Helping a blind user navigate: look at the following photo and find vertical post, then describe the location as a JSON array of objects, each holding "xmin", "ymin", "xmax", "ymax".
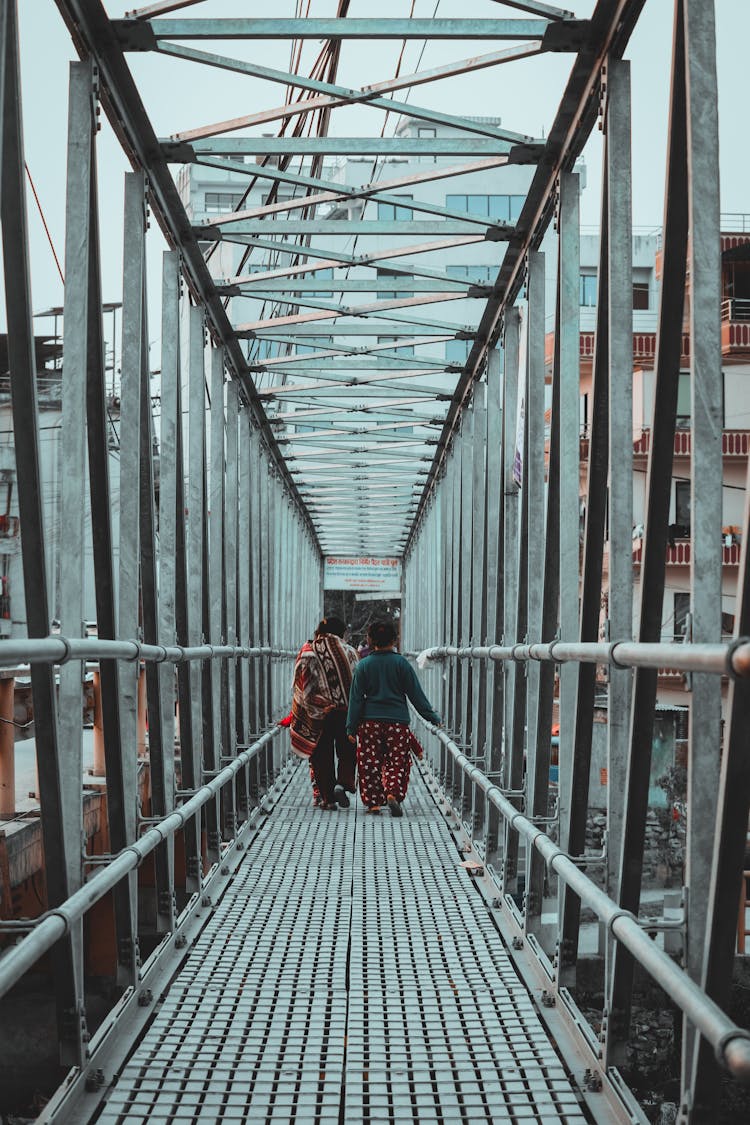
[
  {"xmin": 559, "ymin": 158, "xmax": 610, "ymax": 984},
  {"xmin": 557, "ymin": 170, "xmax": 581, "ymax": 878},
  {"xmin": 606, "ymin": 58, "xmax": 634, "ymax": 933},
  {"xmin": 485, "ymin": 346, "xmax": 504, "ymax": 867},
  {"xmin": 504, "ymin": 306, "xmax": 529, "ymax": 896},
  {"xmin": 682, "ymin": 0, "xmax": 723, "ymax": 1111},
  {"xmin": 0, "ymin": 677, "xmax": 14, "ymax": 818},
  {"xmin": 471, "ymin": 384, "xmax": 488, "ymax": 844},
  {"xmin": 81, "ymin": 62, "xmax": 133, "ymax": 985},
  {"xmin": 118, "ymin": 168, "xmax": 145, "ymax": 983},
  {"xmin": 527, "ymin": 267, "xmax": 559, "ymax": 948},
  {"xmin": 187, "ymin": 305, "xmax": 205, "ymax": 789},
  {"xmin": 609, "ymin": 6, "xmax": 688, "ymax": 1064},
  {"xmin": 157, "ymin": 250, "xmax": 180, "ymax": 920}
]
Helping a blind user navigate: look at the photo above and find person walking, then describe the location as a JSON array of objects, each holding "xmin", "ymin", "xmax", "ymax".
[
  {"xmin": 346, "ymin": 619, "xmax": 440, "ymax": 817},
  {"xmin": 289, "ymin": 617, "xmax": 359, "ymax": 810}
]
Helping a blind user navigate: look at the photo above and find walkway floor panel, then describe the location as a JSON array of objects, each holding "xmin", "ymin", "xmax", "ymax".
[{"xmin": 98, "ymin": 765, "xmax": 587, "ymax": 1123}]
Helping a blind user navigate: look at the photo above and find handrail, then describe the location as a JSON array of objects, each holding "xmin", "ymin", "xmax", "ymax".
[
  {"xmin": 419, "ymin": 720, "xmax": 750, "ymax": 1082},
  {"xmin": 0, "ymin": 723, "xmax": 280, "ymax": 1003},
  {"xmin": 0, "ymin": 637, "xmax": 297, "ymax": 667},
  {"xmin": 417, "ymin": 637, "xmax": 750, "ymax": 679}
]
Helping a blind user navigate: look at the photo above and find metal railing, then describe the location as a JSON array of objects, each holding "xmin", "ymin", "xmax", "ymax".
[{"xmin": 416, "ymin": 713, "xmax": 750, "ymax": 1084}]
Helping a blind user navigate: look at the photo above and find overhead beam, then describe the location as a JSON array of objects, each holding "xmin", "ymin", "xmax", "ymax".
[
  {"xmin": 117, "ymin": 18, "xmax": 574, "ymax": 43},
  {"xmin": 197, "ymin": 219, "xmax": 509, "ymax": 237},
  {"xmin": 171, "ymin": 137, "xmax": 529, "ymax": 158}
]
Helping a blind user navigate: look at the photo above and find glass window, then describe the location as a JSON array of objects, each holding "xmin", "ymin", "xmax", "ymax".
[
  {"xmin": 377, "ymin": 269, "xmax": 411, "ymax": 300},
  {"xmin": 204, "ymin": 191, "xmax": 245, "ymax": 214},
  {"xmin": 446, "ymin": 194, "xmax": 467, "ymax": 213},
  {"xmin": 633, "ymin": 281, "xmax": 650, "ymax": 310},
  {"xmin": 377, "ymin": 195, "xmax": 412, "ymax": 221},
  {"xmin": 467, "ymin": 195, "xmax": 490, "ymax": 217},
  {"xmin": 445, "ymin": 265, "xmax": 492, "ymax": 283},
  {"xmin": 307, "ymin": 267, "xmax": 334, "ymax": 298},
  {"xmin": 509, "ymin": 195, "xmax": 525, "ymax": 222},
  {"xmin": 579, "ymin": 273, "xmax": 598, "ymax": 307},
  {"xmin": 377, "ymin": 336, "xmax": 414, "ymax": 356},
  {"xmin": 488, "ymin": 195, "xmax": 510, "ymax": 222},
  {"xmin": 446, "ymin": 339, "xmax": 471, "ymax": 364},
  {"xmin": 418, "ymin": 127, "xmax": 436, "ymax": 137},
  {"xmin": 676, "ymin": 372, "xmax": 691, "ymax": 426},
  {"xmin": 673, "ymin": 593, "xmax": 690, "ymax": 641},
  {"xmin": 674, "ymin": 480, "xmax": 691, "ymax": 533}
]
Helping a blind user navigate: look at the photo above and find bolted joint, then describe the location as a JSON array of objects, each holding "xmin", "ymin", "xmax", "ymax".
[
  {"xmin": 85, "ymin": 1068, "xmax": 105, "ymax": 1092},
  {"xmin": 137, "ymin": 989, "xmax": 153, "ymax": 1008},
  {"xmin": 174, "ymin": 934, "xmax": 188, "ymax": 949},
  {"xmin": 512, "ymin": 936, "xmax": 524, "ymax": 950},
  {"xmin": 582, "ymin": 1069, "xmax": 602, "ymax": 1093},
  {"xmin": 118, "ymin": 935, "xmax": 141, "ymax": 971},
  {"xmin": 200, "ymin": 894, "xmax": 213, "ymax": 909},
  {"xmin": 187, "ymin": 855, "xmax": 202, "ymax": 879},
  {"xmin": 541, "ymin": 990, "xmax": 556, "ymax": 1008}
]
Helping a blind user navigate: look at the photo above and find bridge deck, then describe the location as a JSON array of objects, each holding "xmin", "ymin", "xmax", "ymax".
[{"xmin": 100, "ymin": 766, "xmax": 587, "ymax": 1123}]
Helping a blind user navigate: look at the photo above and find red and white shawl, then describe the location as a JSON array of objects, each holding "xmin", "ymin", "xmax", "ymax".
[{"xmin": 289, "ymin": 635, "xmax": 358, "ymax": 758}]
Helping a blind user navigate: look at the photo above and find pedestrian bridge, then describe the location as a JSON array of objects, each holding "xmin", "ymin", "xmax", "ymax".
[{"xmin": 1, "ymin": 2, "xmax": 750, "ymax": 1123}]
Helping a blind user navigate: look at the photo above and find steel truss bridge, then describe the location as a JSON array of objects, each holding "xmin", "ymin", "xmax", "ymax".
[{"xmin": 0, "ymin": 1, "xmax": 749, "ymax": 1122}]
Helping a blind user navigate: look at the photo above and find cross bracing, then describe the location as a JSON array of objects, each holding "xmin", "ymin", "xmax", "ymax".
[{"xmin": 0, "ymin": 2, "xmax": 749, "ymax": 1123}]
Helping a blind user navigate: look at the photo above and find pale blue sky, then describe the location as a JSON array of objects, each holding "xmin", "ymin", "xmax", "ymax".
[{"xmin": 10, "ymin": 1, "xmax": 750, "ymax": 330}]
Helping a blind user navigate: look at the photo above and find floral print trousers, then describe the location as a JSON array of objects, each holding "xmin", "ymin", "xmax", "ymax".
[{"xmin": 356, "ymin": 719, "xmax": 412, "ymax": 807}]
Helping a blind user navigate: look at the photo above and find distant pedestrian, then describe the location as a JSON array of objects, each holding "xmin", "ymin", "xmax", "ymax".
[
  {"xmin": 289, "ymin": 617, "xmax": 359, "ymax": 810},
  {"xmin": 346, "ymin": 619, "xmax": 440, "ymax": 817}
]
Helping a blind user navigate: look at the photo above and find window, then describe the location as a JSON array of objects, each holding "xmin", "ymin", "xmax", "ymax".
[
  {"xmin": 676, "ymin": 372, "xmax": 691, "ymax": 428},
  {"xmin": 675, "ymin": 370, "xmax": 725, "ymax": 428},
  {"xmin": 204, "ymin": 191, "xmax": 245, "ymax": 214},
  {"xmin": 580, "ymin": 273, "xmax": 598, "ymax": 307},
  {"xmin": 377, "ymin": 195, "xmax": 413, "ymax": 221},
  {"xmin": 307, "ymin": 267, "xmax": 334, "ymax": 298},
  {"xmin": 377, "ymin": 269, "xmax": 411, "ymax": 300},
  {"xmin": 294, "ymin": 337, "xmax": 317, "ymax": 356},
  {"xmin": 446, "ymin": 339, "xmax": 471, "ymax": 364},
  {"xmin": 377, "ymin": 336, "xmax": 414, "ymax": 356},
  {"xmin": 674, "ymin": 480, "xmax": 691, "ymax": 536},
  {"xmin": 446, "ymin": 264, "xmax": 493, "ymax": 284},
  {"xmin": 445, "ymin": 194, "xmax": 524, "ymax": 222},
  {"xmin": 633, "ymin": 281, "xmax": 650, "ymax": 310},
  {"xmin": 673, "ymin": 593, "xmax": 690, "ymax": 641}
]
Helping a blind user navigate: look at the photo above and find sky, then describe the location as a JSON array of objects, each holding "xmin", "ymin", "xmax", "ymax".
[{"xmin": 7, "ymin": 0, "xmax": 750, "ymax": 341}]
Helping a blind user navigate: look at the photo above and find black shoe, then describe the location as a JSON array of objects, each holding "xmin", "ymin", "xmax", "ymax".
[
  {"xmin": 334, "ymin": 785, "xmax": 350, "ymax": 808},
  {"xmin": 320, "ymin": 800, "xmax": 338, "ymax": 811},
  {"xmin": 387, "ymin": 795, "xmax": 403, "ymax": 818}
]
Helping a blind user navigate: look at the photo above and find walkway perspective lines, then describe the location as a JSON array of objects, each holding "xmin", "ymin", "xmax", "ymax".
[{"xmin": 98, "ymin": 766, "xmax": 587, "ymax": 1123}]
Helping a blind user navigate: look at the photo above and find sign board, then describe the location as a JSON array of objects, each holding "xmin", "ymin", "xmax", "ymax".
[{"xmin": 323, "ymin": 557, "xmax": 402, "ymax": 592}]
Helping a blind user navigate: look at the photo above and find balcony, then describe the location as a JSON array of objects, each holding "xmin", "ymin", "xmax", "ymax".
[
  {"xmin": 629, "ymin": 428, "xmax": 750, "ymax": 459},
  {"xmin": 632, "ymin": 537, "xmax": 741, "ymax": 567},
  {"xmin": 721, "ymin": 297, "xmax": 750, "ymax": 355}
]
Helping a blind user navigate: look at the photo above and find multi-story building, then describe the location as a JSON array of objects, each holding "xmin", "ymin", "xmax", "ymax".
[
  {"xmin": 178, "ymin": 116, "xmax": 537, "ymax": 413},
  {"xmin": 565, "ymin": 222, "xmax": 750, "ymax": 813}
]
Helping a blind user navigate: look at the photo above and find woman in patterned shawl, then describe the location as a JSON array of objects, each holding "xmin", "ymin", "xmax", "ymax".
[{"xmin": 290, "ymin": 617, "xmax": 359, "ymax": 810}]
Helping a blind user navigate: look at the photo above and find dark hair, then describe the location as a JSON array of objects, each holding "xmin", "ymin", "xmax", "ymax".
[
  {"xmin": 368, "ymin": 619, "xmax": 397, "ymax": 648},
  {"xmin": 316, "ymin": 615, "xmax": 346, "ymax": 638}
]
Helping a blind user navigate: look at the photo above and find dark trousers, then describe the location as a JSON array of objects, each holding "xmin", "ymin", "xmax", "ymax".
[{"xmin": 311, "ymin": 709, "xmax": 356, "ymax": 802}]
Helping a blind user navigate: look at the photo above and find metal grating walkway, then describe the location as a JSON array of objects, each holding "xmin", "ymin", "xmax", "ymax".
[{"xmin": 98, "ymin": 766, "xmax": 588, "ymax": 1124}]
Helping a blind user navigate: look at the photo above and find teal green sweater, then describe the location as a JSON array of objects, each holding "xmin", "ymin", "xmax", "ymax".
[{"xmin": 346, "ymin": 651, "xmax": 441, "ymax": 734}]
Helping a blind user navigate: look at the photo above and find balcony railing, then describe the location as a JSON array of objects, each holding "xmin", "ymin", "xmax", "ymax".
[
  {"xmin": 581, "ymin": 429, "xmax": 750, "ymax": 459},
  {"xmin": 721, "ymin": 297, "xmax": 750, "ymax": 322},
  {"xmin": 631, "ymin": 538, "xmax": 742, "ymax": 566},
  {"xmin": 631, "ymin": 428, "xmax": 750, "ymax": 458}
]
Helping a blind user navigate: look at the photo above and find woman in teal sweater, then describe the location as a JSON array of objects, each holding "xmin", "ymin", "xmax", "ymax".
[{"xmin": 346, "ymin": 619, "xmax": 440, "ymax": 817}]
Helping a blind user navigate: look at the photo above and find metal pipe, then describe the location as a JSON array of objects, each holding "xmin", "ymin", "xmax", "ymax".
[
  {"xmin": 0, "ymin": 638, "xmax": 296, "ymax": 667},
  {"xmin": 0, "ymin": 724, "xmax": 280, "ymax": 1003},
  {"xmin": 418, "ymin": 639, "xmax": 750, "ymax": 677},
  {"xmin": 424, "ymin": 722, "xmax": 750, "ymax": 1082},
  {"xmin": 0, "ymin": 677, "xmax": 15, "ymax": 818}
]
